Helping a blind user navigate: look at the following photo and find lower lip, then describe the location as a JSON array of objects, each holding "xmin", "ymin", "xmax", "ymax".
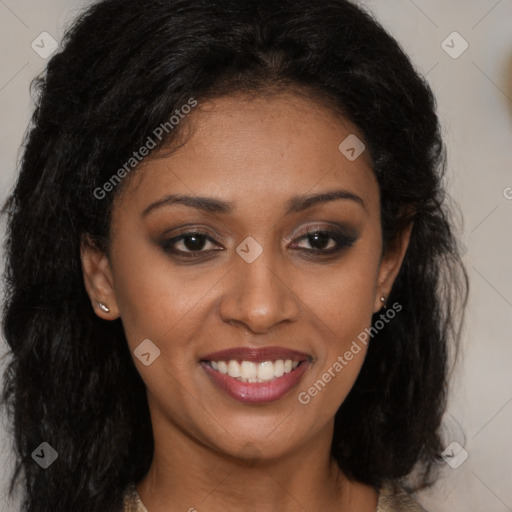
[{"xmin": 201, "ymin": 360, "xmax": 310, "ymax": 404}]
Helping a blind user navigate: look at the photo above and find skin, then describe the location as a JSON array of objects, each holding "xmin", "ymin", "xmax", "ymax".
[{"xmin": 81, "ymin": 92, "xmax": 412, "ymax": 512}]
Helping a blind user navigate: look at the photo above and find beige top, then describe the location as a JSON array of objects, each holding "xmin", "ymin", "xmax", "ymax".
[{"xmin": 122, "ymin": 480, "xmax": 426, "ymax": 511}]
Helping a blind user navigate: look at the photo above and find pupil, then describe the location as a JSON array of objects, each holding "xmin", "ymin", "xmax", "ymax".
[
  {"xmin": 184, "ymin": 234, "xmax": 206, "ymax": 251},
  {"xmin": 308, "ymin": 232, "xmax": 329, "ymax": 250}
]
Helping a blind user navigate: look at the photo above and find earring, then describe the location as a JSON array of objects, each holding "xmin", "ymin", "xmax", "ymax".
[
  {"xmin": 97, "ymin": 302, "xmax": 110, "ymax": 313},
  {"xmin": 380, "ymin": 296, "xmax": 387, "ymax": 309}
]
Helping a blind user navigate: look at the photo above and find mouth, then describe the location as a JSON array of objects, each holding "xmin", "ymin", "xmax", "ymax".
[
  {"xmin": 204, "ymin": 358, "xmax": 303, "ymax": 382},
  {"xmin": 199, "ymin": 346, "xmax": 311, "ymax": 404}
]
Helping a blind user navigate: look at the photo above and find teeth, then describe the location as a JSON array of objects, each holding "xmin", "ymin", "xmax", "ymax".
[
  {"xmin": 240, "ymin": 361, "xmax": 257, "ymax": 379},
  {"xmin": 274, "ymin": 359, "xmax": 285, "ymax": 377},
  {"xmin": 257, "ymin": 361, "xmax": 274, "ymax": 381},
  {"xmin": 209, "ymin": 359, "xmax": 301, "ymax": 382},
  {"xmin": 217, "ymin": 361, "xmax": 228, "ymax": 374},
  {"xmin": 228, "ymin": 360, "xmax": 241, "ymax": 378}
]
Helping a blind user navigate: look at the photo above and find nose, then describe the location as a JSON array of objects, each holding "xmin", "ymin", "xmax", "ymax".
[{"xmin": 219, "ymin": 251, "xmax": 300, "ymax": 334}]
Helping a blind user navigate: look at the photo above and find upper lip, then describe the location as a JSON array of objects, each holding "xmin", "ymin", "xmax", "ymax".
[{"xmin": 200, "ymin": 346, "xmax": 311, "ymax": 364}]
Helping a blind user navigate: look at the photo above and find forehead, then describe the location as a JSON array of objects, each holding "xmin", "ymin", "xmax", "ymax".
[{"xmin": 115, "ymin": 92, "xmax": 379, "ymax": 216}]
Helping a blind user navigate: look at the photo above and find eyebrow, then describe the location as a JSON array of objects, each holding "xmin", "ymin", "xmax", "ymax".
[{"xmin": 142, "ymin": 189, "xmax": 366, "ymax": 217}]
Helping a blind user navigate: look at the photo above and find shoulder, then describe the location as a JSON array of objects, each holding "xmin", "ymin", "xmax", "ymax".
[
  {"xmin": 122, "ymin": 483, "xmax": 147, "ymax": 512},
  {"xmin": 123, "ymin": 480, "xmax": 427, "ymax": 512},
  {"xmin": 377, "ymin": 480, "xmax": 427, "ymax": 512}
]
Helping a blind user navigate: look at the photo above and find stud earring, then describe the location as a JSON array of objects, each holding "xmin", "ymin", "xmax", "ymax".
[
  {"xmin": 380, "ymin": 296, "xmax": 387, "ymax": 309},
  {"xmin": 97, "ymin": 302, "xmax": 110, "ymax": 313}
]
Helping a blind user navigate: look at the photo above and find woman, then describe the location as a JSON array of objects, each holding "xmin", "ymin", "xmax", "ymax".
[{"xmin": 1, "ymin": 0, "xmax": 468, "ymax": 511}]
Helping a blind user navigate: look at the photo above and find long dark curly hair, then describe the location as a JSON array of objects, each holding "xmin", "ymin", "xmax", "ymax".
[{"xmin": 1, "ymin": 0, "xmax": 468, "ymax": 510}]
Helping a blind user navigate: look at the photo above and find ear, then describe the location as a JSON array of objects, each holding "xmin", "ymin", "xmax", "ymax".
[
  {"xmin": 373, "ymin": 221, "xmax": 414, "ymax": 313},
  {"xmin": 80, "ymin": 235, "xmax": 120, "ymax": 319}
]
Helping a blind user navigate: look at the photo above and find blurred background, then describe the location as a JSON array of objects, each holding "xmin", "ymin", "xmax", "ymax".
[{"xmin": 0, "ymin": 0, "xmax": 511, "ymax": 510}]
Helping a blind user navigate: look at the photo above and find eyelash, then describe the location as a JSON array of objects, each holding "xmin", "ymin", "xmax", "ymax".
[{"xmin": 161, "ymin": 228, "xmax": 357, "ymax": 259}]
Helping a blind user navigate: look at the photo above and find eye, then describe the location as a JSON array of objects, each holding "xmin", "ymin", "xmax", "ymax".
[
  {"xmin": 161, "ymin": 231, "xmax": 222, "ymax": 257},
  {"xmin": 290, "ymin": 229, "xmax": 357, "ymax": 254},
  {"xmin": 160, "ymin": 227, "xmax": 357, "ymax": 260}
]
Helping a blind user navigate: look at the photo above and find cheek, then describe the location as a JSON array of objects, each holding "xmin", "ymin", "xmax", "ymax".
[
  {"xmin": 110, "ymin": 241, "xmax": 213, "ymax": 418},
  {"xmin": 110, "ymin": 234, "xmax": 215, "ymax": 353},
  {"xmin": 312, "ymin": 268, "xmax": 376, "ymax": 329},
  {"xmin": 301, "ymin": 250, "xmax": 381, "ymax": 344},
  {"xmin": 293, "ymin": 247, "xmax": 380, "ymax": 413}
]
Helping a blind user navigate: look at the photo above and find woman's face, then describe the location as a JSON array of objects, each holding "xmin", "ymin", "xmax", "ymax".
[{"xmin": 82, "ymin": 92, "xmax": 410, "ymax": 461}]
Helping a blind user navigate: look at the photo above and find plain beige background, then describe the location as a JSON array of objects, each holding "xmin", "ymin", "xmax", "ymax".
[{"xmin": 0, "ymin": 1, "xmax": 511, "ymax": 510}]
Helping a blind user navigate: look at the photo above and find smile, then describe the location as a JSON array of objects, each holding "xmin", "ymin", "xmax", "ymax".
[
  {"xmin": 200, "ymin": 346, "xmax": 311, "ymax": 404},
  {"xmin": 207, "ymin": 359, "xmax": 301, "ymax": 383}
]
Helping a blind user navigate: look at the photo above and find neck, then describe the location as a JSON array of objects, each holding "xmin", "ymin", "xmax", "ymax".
[{"xmin": 136, "ymin": 404, "xmax": 377, "ymax": 512}]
